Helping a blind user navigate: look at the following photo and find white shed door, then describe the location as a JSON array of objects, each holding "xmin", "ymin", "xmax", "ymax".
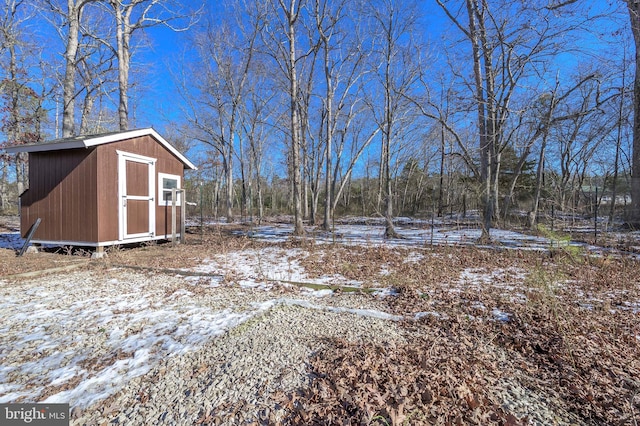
[{"xmin": 117, "ymin": 151, "xmax": 156, "ymax": 240}]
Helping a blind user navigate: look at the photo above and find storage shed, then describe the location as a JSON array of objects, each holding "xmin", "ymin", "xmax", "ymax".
[{"xmin": 5, "ymin": 128, "xmax": 197, "ymax": 253}]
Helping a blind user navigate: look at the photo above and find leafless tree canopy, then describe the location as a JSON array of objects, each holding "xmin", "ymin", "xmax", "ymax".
[{"xmin": 0, "ymin": 0, "xmax": 635, "ymax": 235}]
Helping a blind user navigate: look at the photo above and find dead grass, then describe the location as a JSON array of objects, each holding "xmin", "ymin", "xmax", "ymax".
[
  {"xmin": 0, "ymin": 249, "xmax": 89, "ymax": 277},
  {"xmin": 0, "ymin": 224, "xmax": 263, "ymax": 277}
]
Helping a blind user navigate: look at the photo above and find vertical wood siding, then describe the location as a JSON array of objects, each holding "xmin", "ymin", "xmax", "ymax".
[
  {"xmin": 125, "ymin": 161, "xmax": 150, "ymax": 196},
  {"xmin": 126, "ymin": 199, "xmax": 150, "ymax": 234},
  {"xmin": 21, "ymin": 135, "xmax": 185, "ymax": 244},
  {"xmin": 96, "ymin": 135, "xmax": 185, "ymax": 242},
  {"xmin": 20, "ymin": 149, "xmax": 98, "ymax": 242}
]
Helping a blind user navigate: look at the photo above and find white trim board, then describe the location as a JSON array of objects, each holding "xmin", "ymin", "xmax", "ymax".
[
  {"xmin": 31, "ymin": 234, "xmax": 183, "ymax": 248},
  {"xmin": 118, "ymin": 150, "xmax": 157, "ymax": 241}
]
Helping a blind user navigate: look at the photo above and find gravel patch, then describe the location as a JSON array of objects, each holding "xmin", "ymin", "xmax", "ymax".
[
  {"xmin": 74, "ymin": 305, "xmax": 406, "ymax": 425},
  {"xmin": 0, "ymin": 267, "xmax": 405, "ymax": 425}
]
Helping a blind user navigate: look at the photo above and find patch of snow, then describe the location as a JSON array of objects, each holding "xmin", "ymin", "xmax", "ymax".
[
  {"xmin": 0, "ymin": 232, "xmax": 22, "ymax": 250},
  {"xmin": 379, "ymin": 265, "xmax": 391, "ymax": 276},
  {"xmin": 238, "ymin": 279, "xmax": 272, "ymax": 290},
  {"xmin": 192, "ymin": 247, "xmax": 363, "ymax": 290},
  {"xmin": 492, "ymin": 308, "xmax": 511, "ymax": 322},
  {"xmin": 622, "ymin": 301, "xmax": 640, "ymax": 314},
  {"xmin": 0, "ymin": 276, "xmax": 273, "ymax": 409},
  {"xmin": 372, "ymin": 288, "xmax": 399, "ymax": 298},
  {"xmin": 403, "ymin": 252, "xmax": 425, "ymax": 263},
  {"xmin": 471, "ymin": 301, "xmax": 487, "ymax": 311},
  {"xmin": 233, "ymin": 221, "xmax": 612, "ymax": 256},
  {"xmin": 300, "ymin": 288, "xmax": 334, "ymax": 297},
  {"xmin": 511, "ymin": 293, "xmax": 528, "ymax": 304},
  {"xmin": 255, "ymin": 298, "xmax": 403, "ymax": 321},
  {"xmin": 455, "ymin": 267, "xmax": 527, "ymax": 294},
  {"xmin": 414, "ymin": 311, "xmax": 445, "ymax": 320}
]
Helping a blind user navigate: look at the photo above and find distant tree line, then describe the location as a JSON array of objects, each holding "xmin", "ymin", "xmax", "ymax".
[{"xmin": 1, "ymin": 0, "xmax": 638, "ymax": 238}]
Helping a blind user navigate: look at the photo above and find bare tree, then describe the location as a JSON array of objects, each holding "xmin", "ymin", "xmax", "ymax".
[
  {"xmin": 41, "ymin": 0, "xmax": 98, "ymax": 137},
  {"xmin": 0, "ymin": 0, "xmax": 27, "ymax": 210},
  {"xmin": 609, "ymin": 45, "xmax": 630, "ymax": 223},
  {"xmin": 436, "ymin": 0, "xmax": 592, "ymax": 240},
  {"xmin": 183, "ymin": 1, "xmax": 266, "ymax": 223},
  {"xmin": 624, "ymin": 0, "xmax": 640, "ymax": 225},
  {"xmin": 0, "ymin": 0, "xmax": 44, "ymax": 197},
  {"xmin": 312, "ymin": 0, "xmax": 371, "ymax": 230},
  {"xmin": 330, "ymin": 106, "xmax": 380, "ymax": 218},
  {"xmin": 547, "ymin": 79, "xmax": 612, "ymax": 212},
  {"xmin": 108, "ymin": 0, "xmax": 200, "ymax": 131},
  {"xmin": 239, "ymin": 69, "xmax": 278, "ymax": 223},
  {"xmin": 63, "ymin": 0, "xmax": 90, "ymax": 137},
  {"xmin": 262, "ymin": 0, "xmax": 307, "ymax": 235},
  {"xmin": 42, "ymin": 0, "xmax": 121, "ymax": 136},
  {"xmin": 365, "ymin": 0, "xmax": 420, "ymax": 238},
  {"xmin": 77, "ymin": 4, "xmax": 117, "ymax": 134}
]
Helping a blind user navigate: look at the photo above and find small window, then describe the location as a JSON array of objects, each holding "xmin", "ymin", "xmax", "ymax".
[{"xmin": 158, "ymin": 173, "xmax": 181, "ymax": 206}]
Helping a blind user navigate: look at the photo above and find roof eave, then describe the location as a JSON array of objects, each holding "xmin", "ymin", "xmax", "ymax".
[
  {"xmin": 4, "ymin": 140, "xmax": 87, "ymax": 153},
  {"xmin": 3, "ymin": 128, "xmax": 198, "ymax": 170}
]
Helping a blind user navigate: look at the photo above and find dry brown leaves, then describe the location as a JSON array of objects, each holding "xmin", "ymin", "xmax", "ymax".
[
  {"xmin": 278, "ymin": 250, "xmax": 640, "ymax": 425},
  {"xmin": 298, "ymin": 245, "xmax": 537, "ymax": 291},
  {"xmin": 276, "ymin": 324, "xmax": 521, "ymax": 425}
]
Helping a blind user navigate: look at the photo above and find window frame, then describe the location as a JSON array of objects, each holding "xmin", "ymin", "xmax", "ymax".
[{"xmin": 158, "ymin": 172, "xmax": 182, "ymax": 206}]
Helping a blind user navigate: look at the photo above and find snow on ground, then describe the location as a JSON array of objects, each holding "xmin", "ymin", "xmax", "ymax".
[
  {"xmin": 0, "ymin": 213, "xmax": 628, "ymax": 254},
  {"xmin": 193, "ymin": 247, "xmax": 365, "ymax": 289},
  {"xmin": 1, "ymin": 238, "xmax": 535, "ymax": 411},
  {"xmin": 0, "ymin": 272, "xmax": 272, "ymax": 408},
  {"xmin": 0, "ymin": 265, "xmax": 405, "ymax": 410},
  {"xmin": 0, "ymin": 232, "xmax": 21, "ymax": 251},
  {"xmin": 456, "ymin": 267, "xmax": 528, "ymax": 293},
  {"xmin": 236, "ymin": 221, "xmax": 604, "ymax": 253}
]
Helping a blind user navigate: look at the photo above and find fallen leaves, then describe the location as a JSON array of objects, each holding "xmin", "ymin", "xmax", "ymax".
[{"xmin": 275, "ymin": 248, "xmax": 640, "ymax": 425}]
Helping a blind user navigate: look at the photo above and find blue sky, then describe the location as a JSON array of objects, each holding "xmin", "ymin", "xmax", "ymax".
[
  {"xmin": 131, "ymin": 0, "xmax": 626, "ymax": 128},
  {"xmin": 116, "ymin": 1, "xmax": 454, "ymax": 133}
]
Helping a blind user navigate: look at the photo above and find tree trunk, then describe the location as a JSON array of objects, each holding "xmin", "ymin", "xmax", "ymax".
[
  {"xmin": 610, "ymin": 83, "xmax": 624, "ymax": 224},
  {"xmin": 465, "ymin": 0, "xmax": 492, "ymax": 241},
  {"xmin": 476, "ymin": 0, "xmax": 500, "ymax": 229},
  {"xmin": 284, "ymin": 0, "xmax": 304, "ymax": 236},
  {"xmin": 113, "ymin": 1, "xmax": 131, "ymax": 131},
  {"xmin": 321, "ymin": 27, "xmax": 333, "ymax": 230},
  {"xmin": 79, "ymin": 92, "xmax": 95, "ymax": 135},
  {"xmin": 62, "ymin": 0, "xmax": 83, "ymax": 137},
  {"xmin": 0, "ymin": 160, "xmax": 8, "ymax": 212},
  {"xmin": 626, "ymin": 0, "xmax": 640, "ymax": 226},
  {"xmin": 438, "ymin": 122, "xmax": 445, "ymax": 217},
  {"xmin": 225, "ymin": 153, "xmax": 234, "ymax": 222},
  {"xmin": 529, "ymin": 134, "xmax": 548, "ymax": 229},
  {"xmin": 256, "ymin": 168, "xmax": 263, "ymax": 223}
]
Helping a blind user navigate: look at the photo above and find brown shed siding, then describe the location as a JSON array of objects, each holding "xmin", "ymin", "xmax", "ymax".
[
  {"xmin": 125, "ymin": 161, "xmax": 150, "ymax": 196},
  {"xmin": 21, "ymin": 149, "xmax": 98, "ymax": 242},
  {"xmin": 18, "ymin": 132, "xmax": 187, "ymax": 246},
  {"xmin": 95, "ymin": 145, "xmax": 118, "ymax": 242},
  {"xmin": 95, "ymin": 135, "xmax": 185, "ymax": 242}
]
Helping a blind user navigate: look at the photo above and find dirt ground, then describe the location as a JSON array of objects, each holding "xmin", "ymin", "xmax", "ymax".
[{"xmin": 0, "ymin": 218, "xmax": 252, "ymax": 277}]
